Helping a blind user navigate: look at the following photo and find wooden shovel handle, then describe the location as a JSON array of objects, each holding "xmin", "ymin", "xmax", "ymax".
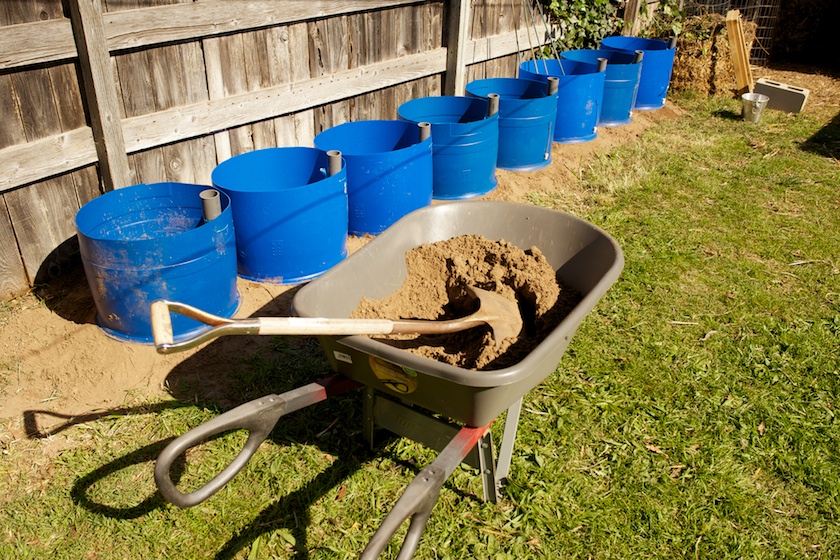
[
  {"xmin": 150, "ymin": 299, "xmax": 491, "ymax": 355},
  {"xmin": 258, "ymin": 316, "xmax": 397, "ymax": 336}
]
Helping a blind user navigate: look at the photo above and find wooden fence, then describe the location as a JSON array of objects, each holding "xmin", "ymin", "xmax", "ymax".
[{"xmin": 0, "ymin": 0, "xmax": 552, "ymax": 298}]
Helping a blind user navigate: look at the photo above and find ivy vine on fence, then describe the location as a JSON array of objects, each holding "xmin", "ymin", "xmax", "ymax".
[
  {"xmin": 539, "ymin": 0, "xmax": 623, "ymax": 51},
  {"xmin": 536, "ymin": 0, "xmax": 685, "ymax": 53}
]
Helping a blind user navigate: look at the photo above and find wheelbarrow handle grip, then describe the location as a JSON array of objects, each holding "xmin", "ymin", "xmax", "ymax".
[
  {"xmin": 360, "ymin": 423, "xmax": 492, "ymax": 560},
  {"xmin": 360, "ymin": 466, "xmax": 446, "ymax": 560},
  {"xmin": 154, "ymin": 394, "xmax": 287, "ymax": 508},
  {"xmin": 150, "ymin": 300, "xmax": 175, "ymax": 347},
  {"xmin": 155, "ymin": 375, "xmax": 360, "ymax": 508}
]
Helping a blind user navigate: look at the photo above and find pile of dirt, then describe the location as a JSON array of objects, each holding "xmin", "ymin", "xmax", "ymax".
[
  {"xmin": 671, "ymin": 13, "xmax": 757, "ymax": 96},
  {"xmin": 351, "ymin": 234, "xmax": 581, "ymax": 370}
]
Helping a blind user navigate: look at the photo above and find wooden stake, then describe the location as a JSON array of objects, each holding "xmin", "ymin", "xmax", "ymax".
[{"xmin": 725, "ymin": 10, "xmax": 753, "ymax": 95}]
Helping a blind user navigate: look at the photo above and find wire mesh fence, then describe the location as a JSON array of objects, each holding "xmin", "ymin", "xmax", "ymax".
[
  {"xmin": 683, "ymin": 0, "xmax": 781, "ymax": 65},
  {"xmin": 684, "ymin": 0, "xmax": 730, "ymax": 15}
]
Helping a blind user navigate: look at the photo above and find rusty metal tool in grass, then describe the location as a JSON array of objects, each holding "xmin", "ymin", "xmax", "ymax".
[{"xmin": 150, "ymin": 286, "xmax": 522, "ymax": 354}]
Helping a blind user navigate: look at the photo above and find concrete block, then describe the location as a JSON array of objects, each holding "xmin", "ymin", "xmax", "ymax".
[{"xmin": 754, "ymin": 78, "xmax": 810, "ymax": 113}]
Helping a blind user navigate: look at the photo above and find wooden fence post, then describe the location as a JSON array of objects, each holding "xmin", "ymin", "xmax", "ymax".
[
  {"xmin": 623, "ymin": 0, "xmax": 642, "ymax": 35},
  {"xmin": 444, "ymin": 0, "xmax": 471, "ymax": 96},
  {"xmin": 68, "ymin": 0, "xmax": 132, "ymax": 191}
]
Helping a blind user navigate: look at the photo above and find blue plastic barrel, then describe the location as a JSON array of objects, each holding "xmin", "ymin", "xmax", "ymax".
[
  {"xmin": 313, "ymin": 120, "xmax": 432, "ymax": 235},
  {"xmin": 211, "ymin": 147, "xmax": 348, "ymax": 284},
  {"xmin": 519, "ymin": 59, "xmax": 605, "ymax": 143},
  {"xmin": 600, "ymin": 36, "xmax": 675, "ymax": 110},
  {"xmin": 465, "ymin": 77, "xmax": 558, "ymax": 171},
  {"xmin": 560, "ymin": 49, "xmax": 642, "ymax": 126},
  {"xmin": 75, "ymin": 182, "xmax": 239, "ymax": 343},
  {"xmin": 397, "ymin": 96, "xmax": 499, "ymax": 200}
]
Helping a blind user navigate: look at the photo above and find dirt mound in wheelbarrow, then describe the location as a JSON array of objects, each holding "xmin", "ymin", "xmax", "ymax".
[{"xmin": 352, "ymin": 234, "xmax": 581, "ymax": 370}]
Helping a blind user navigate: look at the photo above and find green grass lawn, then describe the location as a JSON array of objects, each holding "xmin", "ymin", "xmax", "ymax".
[{"xmin": 2, "ymin": 90, "xmax": 838, "ymax": 559}]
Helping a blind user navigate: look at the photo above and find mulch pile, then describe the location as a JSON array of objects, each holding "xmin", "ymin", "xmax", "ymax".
[{"xmin": 671, "ymin": 14, "xmax": 757, "ymax": 96}]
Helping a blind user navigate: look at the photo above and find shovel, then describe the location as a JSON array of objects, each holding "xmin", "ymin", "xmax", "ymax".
[{"xmin": 151, "ymin": 286, "xmax": 523, "ymax": 354}]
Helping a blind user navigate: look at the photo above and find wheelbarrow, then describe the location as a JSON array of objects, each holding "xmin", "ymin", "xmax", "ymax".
[{"xmin": 151, "ymin": 200, "xmax": 624, "ymax": 558}]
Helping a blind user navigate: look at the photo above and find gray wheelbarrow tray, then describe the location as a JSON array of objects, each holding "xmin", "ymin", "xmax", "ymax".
[
  {"xmin": 295, "ymin": 200, "xmax": 624, "ymax": 427},
  {"xmin": 153, "ymin": 200, "xmax": 623, "ymax": 559}
]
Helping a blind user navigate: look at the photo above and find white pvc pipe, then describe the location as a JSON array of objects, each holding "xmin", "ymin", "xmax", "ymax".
[
  {"xmin": 327, "ymin": 150, "xmax": 343, "ymax": 177},
  {"xmin": 487, "ymin": 93, "xmax": 500, "ymax": 117},
  {"xmin": 200, "ymin": 189, "xmax": 222, "ymax": 223},
  {"xmin": 418, "ymin": 121, "xmax": 431, "ymax": 142}
]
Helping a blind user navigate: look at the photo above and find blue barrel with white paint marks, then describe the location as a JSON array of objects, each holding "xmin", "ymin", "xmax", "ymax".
[
  {"xmin": 398, "ymin": 96, "xmax": 499, "ymax": 200},
  {"xmin": 519, "ymin": 59, "xmax": 605, "ymax": 143},
  {"xmin": 75, "ymin": 182, "xmax": 239, "ymax": 343},
  {"xmin": 211, "ymin": 147, "xmax": 348, "ymax": 284},
  {"xmin": 600, "ymin": 36, "xmax": 676, "ymax": 110},
  {"xmin": 314, "ymin": 120, "xmax": 432, "ymax": 235},
  {"xmin": 465, "ymin": 77, "xmax": 558, "ymax": 171}
]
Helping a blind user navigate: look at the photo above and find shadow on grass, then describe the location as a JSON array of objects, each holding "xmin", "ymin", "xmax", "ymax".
[
  {"xmin": 70, "ymin": 437, "xmax": 182, "ymax": 520},
  {"xmin": 214, "ymin": 455, "xmax": 364, "ymax": 559},
  {"xmin": 60, "ymin": 385, "xmax": 373, "ymax": 557},
  {"xmin": 713, "ymin": 108, "xmax": 743, "ymax": 121},
  {"xmin": 23, "ymin": 401, "xmax": 185, "ymax": 439},
  {"xmin": 68, "ymin": 423, "xmax": 372, "ymax": 558},
  {"xmin": 801, "ymin": 109, "xmax": 840, "ymax": 159}
]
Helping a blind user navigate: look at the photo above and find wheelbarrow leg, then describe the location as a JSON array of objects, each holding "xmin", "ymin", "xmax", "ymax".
[
  {"xmin": 363, "ymin": 386, "xmax": 376, "ymax": 450},
  {"xmin": 476, "ymin": 396, "xmax": 525, "ymax": 502},
  {"xmin": 477, "ymin": 430, "xmax": 498, "ymax": 503},
  {"xmin": 360, "ymin": 423, "xmax": 492, "ymax": 560},
  {"xmin": 494, "ymin": 397, "xmax": 523, "ymax": 484},
  {"xmin": 363, "ymin": 389, "xmax": 526, "ymax": 502}
]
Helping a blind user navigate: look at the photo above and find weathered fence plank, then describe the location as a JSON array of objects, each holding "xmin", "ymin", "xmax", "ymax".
[
  {"xmin": 179, "ymin": 43, "xmax": 216, "ymax": 184},
  {"xmin": 287, "ymin": 22, "xmax": 316, "ymax": 147},
  {"xmin": 0, "ymin": 129, "xmax": 98, "ymax": 193},
  {"xmin": 243, "ymin": 29, "xmax": 278, "ymax": 151},
  {"xmin": 5, "ymin": 176, "xmax": 81, "ymax": 286},
  {"xmin": 0, "ymin": 1, "xmax": 426, "ymax": 70},
  {"xmin": 0, "ymin": 198, "xmax": 28, "ymax": 293},
  {"xmin": 311, "ymin": 15, "xmax": 352, "ymax": 133},
  {"xmin": 115, "ymin": 48, "xmax": 160, "ymax": 184},
  {"xmin": 106, "ymin": 0, "xmax": 425, "ymax": 52},
  {"xmin": 202, "ymin": 36, "xmax": 233, "ymax": 163},
  {"xmin": 217, "ymin": 33, "xmax": 255, "ymax": 157},
  {"xmin": 69, "ymin": 0, "xmax": 132, "ymax": 191},
  {"xmin": 0, "ymin": 72, "xmax": 33, "ymax": 292},
  {"xmin": 444, "ymin": 0, "xmax": 471, "ymax": 95},
  {"xmin": 0, "ymin": 75, "xmax": 25, "ymax": 150},
  {"xmin": 120, "ymin": 49, "xmax": 448, "ymax": 153},
  {"xmin": 0, "ymin": 20, "xmax": 75, "ymax": 69}
]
